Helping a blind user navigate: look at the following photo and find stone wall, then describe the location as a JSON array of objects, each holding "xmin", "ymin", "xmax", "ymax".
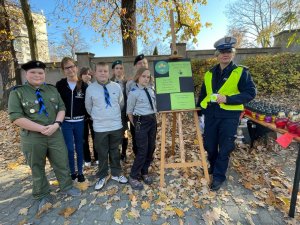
[{"xmin": 12, "ymin": 29, "xmax": 300, "ymax": 87}]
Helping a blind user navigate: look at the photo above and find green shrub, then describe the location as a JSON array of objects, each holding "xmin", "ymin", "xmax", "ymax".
[
  {"xmin": 191, "ymin": 57, "xmax": 217, "ymax": 96},
  {"xmin": 241, "ymin": 53, "xmax": 300, "ymax": 95}
]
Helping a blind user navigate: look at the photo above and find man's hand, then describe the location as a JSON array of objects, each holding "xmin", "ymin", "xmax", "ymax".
[
  {"xmin": 41, "ymin": 123, "xmax": 59, "ymax": 136},
  {"xmin": 216, "ymin": 95, "xmax": 227, "ymax": 104}
]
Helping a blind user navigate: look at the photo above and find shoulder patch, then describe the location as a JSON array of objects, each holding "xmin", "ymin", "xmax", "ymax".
[{"xmin": 13, "ymin": 85, "xmax": 23, "ymax": 90}]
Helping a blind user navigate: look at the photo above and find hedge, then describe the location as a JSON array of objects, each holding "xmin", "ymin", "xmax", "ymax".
[{"xmin": 191, "ymin": 52, "xmax": 300, "ymax": 96}]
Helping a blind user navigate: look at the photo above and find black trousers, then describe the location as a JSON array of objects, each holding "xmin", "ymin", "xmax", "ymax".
[
  {"xmin": 83, "ymin": 119, "xmax": 98, "ymax": 162},
  {"xmin": 130, "ymin": 114, "xmax": 157, "ymax": 179},
  {"xmin": 203, "ymin": 117, "xmax": 239, "ymax": 182},
  {"xmin": 129, "ymin": 122, "xmax": 138, "ymax": 155}
]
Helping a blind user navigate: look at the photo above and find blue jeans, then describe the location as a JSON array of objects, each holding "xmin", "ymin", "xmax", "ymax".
[{"xmin": 61, "ymin": 120, "xmax": 84, "ymax": 175}]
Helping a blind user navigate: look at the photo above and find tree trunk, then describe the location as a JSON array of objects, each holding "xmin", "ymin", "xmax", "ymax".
[
  {"xmin": 20, "ymin": 0, "xmax": 39, "ymax": 60},
  {"xmin": 121, "ymin": 0, "xmax": 137, "ymax": 56},
  {"xmin": 0, "ymin": 0, "xmax": 18, "ymax": 109}
]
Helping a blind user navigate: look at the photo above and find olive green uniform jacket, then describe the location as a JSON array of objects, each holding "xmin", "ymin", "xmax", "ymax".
[{"xmin": 8, "ymin": 83, "xmax": 73, "ymax": 200}]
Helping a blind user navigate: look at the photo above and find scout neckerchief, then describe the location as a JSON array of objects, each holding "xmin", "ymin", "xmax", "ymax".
[
  {"xmin": 137, "ymin": 84, "xmax": 154, "ymax": 110},
  {"xmin": 99, "ymin": 81, "xmax": 112, "ymax": 108},
  {"xmin": 35, "ymin": 88, "xmax": 48, "ymax": 116}
]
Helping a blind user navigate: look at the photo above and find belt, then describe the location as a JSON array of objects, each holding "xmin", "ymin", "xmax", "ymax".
[{"xmin": 133, "ymin": 114, "xmax": 155, "ymax": 118}]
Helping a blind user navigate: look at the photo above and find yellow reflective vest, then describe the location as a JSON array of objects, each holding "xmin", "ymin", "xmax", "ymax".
[{"xmin": 200, "ymin": 66, "xmax": 244, "ymax": 111}]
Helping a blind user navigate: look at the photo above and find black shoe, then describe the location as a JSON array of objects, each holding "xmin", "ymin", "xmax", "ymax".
[
  {"xmin": 77, "ymin": 174, "xmax": 85, "ymax": 182},
  {"xmin": 210, "ymin": 180, "xmax": 224, "ymax": 191},
  {"xmin": 71, "ymin": 174, "xmax": 77, "ymax": 181}
]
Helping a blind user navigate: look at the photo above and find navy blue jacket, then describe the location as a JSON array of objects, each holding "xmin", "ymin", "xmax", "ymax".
[{"xmin": 196, "ymin": 62, "xmax": 256, "ymax": 118}]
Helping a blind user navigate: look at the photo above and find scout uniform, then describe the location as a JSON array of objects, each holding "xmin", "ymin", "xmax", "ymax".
[
  {"xmin": 126, "ymin": 54, "xmax": 150, "ymax": 156},
  {"xmin": 8, "ymin": 61, "xmax": 79, "ymax": 206},
  {"xmin": 85, "ymin": 79, "xmax": 128, "ymax": 191},
  {"xmin": 197, "ymin": 37, "xmax": 256, "ymax": 191},
  {"xmin": 127, "ymin": 83, "xmax": 157, "ymax": 190},
  {"xmin": 111, "ymin": 60, "xmax": 129, "ymax": 160}
]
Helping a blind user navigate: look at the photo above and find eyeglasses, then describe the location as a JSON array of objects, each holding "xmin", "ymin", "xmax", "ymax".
[{"xmin": 64, "ymin": 65, "xmax": 76, "ymax": 70}]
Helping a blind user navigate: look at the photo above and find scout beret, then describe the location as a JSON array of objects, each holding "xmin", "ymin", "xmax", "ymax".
[
  {"xmin": 112, "ymin": 60, "xmax": 123, "ymax": 69},
  {"xmin": 21, "ymin": 60, "xmax": 46, "ymax": 71},
  {"xmin": 134, "ymin": 54, "xmax": 144, "ymax": 66},
  {"xmin": 214, "ymin": 36, "xmax": 237, "ymax": 50}
]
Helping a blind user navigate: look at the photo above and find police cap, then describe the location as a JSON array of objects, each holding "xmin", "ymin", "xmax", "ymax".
[
  {"xmin": 21, "ymin": 60, "xmax": 46, "ymax": 71},
  {"xmin": 112, "ymin": 60, "xmax": 123, "ymax": 69},
  {"xmin": 214, "ymin": 36, "xmax": 237, "ymax": 51},
  {"xmin": 134, "ymin": 54, "xmax": 144, "ymax": 66}
]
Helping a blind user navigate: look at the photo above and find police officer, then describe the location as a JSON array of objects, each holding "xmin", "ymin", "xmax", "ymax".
[
  {"xmin": 197, "ymin": 37, "xmax": 256, "ymax": 191},
  {"xmin": 8, "ymin": 60, "xmax": 81, "ymax": 212}
]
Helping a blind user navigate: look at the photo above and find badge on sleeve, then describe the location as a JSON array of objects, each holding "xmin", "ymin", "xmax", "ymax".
[{"xmin": 30, "ymin": 109, "xmax": 35, "ymax": 113}]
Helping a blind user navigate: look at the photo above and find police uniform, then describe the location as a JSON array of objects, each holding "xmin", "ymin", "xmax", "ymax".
[
  {"xmin": 8, "ymin": 61, "xmax": 73, "ymax": 201},
  {"xmin": 197, "ymin": 37, "xmax": 256, "ymax": 191},
  {"xmin": 127, "ymin": 84, "xmax": 157, "ymax": 182}
]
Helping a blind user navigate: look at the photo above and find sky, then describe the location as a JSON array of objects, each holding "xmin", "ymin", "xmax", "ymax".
[{"xmin": 29, "ymin": 0, "xmax": 232, "ymax": 57}]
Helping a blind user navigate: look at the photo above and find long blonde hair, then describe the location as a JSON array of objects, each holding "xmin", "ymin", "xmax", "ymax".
[{"xmin": 133, "ymin": 67, "xmax": 153, "ymax": 84}]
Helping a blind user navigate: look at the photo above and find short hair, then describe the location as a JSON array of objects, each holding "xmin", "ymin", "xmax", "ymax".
[
  {"xmin": 133, "ymin": 67, "xmax": 153, "ymax": 83},
  {"xmin": 96, "ymin": 62, "xmax": 109, "ymax": 68},
  {"xmin": 61, "ymin": 57, "xmax": 76, "ymax": 69}
]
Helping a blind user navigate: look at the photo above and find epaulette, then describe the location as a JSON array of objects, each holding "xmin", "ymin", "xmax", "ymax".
[
  {"xmin": 238, "ymin": 65, "xmax": 249, "ymax": 70},
  {"xmin": 130, "ymin": 88, "xmax": 136, "ymax": 91},
  {"xmin": 12, "ymin": 85, "xmax": 23, "ymax": 90}
]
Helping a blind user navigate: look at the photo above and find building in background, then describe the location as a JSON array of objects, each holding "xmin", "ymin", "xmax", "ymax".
[{"xmin": 7, "ymin": 3, "xmax": 50, "ymax": 63}]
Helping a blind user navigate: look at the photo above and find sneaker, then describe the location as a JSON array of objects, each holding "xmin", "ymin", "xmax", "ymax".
[
  {"xmin": 111, "ymin": 175, "xmax": 128, "ymax": 184},
  {"xmin": 142, "ymin": 174, "xmax": 153, "ymax": 185},
  {"xmin": 62, "ymin": 187, "xmax": 81, "ymax": 197},
  {"xmin": 128, "ymin": 177, "xmax": 144, "ymax": 190},
  {"xmin": 71, "ymin": 174, "xmax": 77, "ymax": 181},
  {"xmin": 95, "ymin": 176, "xmax": 109, "ymax": 190},
  {"xmin": 38, "ymin": 196, "xmax": 52, "ymax": 211},
  {"xmin": 84, "ymin": 162, "xmax": 91, "ymax": 167},
  {"xmin": 77, "ymin": 174, "xmax": 85, "ymax": 182}
]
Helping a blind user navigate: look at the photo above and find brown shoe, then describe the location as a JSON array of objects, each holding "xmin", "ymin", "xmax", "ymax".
[
  {"xmin": 142, "ymin": 174, "xmax": 153, "ymax": 185},
  {"xmin": 129, "ymin": 177, "xmax": 144, "ymax": 190}
]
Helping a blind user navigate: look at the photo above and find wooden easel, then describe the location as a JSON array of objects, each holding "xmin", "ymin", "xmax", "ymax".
[{"xmin": 159, "ymin": 109, "xmax": 210, "ymax": 187}]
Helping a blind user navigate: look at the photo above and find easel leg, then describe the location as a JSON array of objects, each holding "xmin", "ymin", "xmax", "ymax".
[
  {"xmin": 171, "ymin": 112, "xmax": 177, "ymax": 156},
  {"xmin": 193, "ymin": 112, "xmax": 210, "ymax": 182},
  {"xmin": 177, "ymin": 113, "xmax": 185, "ymax": 163},
  {"xmin": 160, "ymin": 113, "xmax": 167, "ymax": 187}
]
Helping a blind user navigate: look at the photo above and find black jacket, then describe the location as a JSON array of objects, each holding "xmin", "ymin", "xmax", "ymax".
[
  {"xmin": 197, "ymin": 62, "xmax": 256, "ymax": 118},
  {"xmin": 56, "ymin": 78, "xmax": 88, "ymax": 121}
]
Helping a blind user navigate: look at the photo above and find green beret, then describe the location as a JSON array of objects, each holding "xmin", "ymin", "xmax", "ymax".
[
  {"xmin": 21, "ymin": 60, "xmax": 46, "ymax": 71},
  {"xmin": 112, "ymin": 60, "xmax": 123, "ymax": 69}
]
